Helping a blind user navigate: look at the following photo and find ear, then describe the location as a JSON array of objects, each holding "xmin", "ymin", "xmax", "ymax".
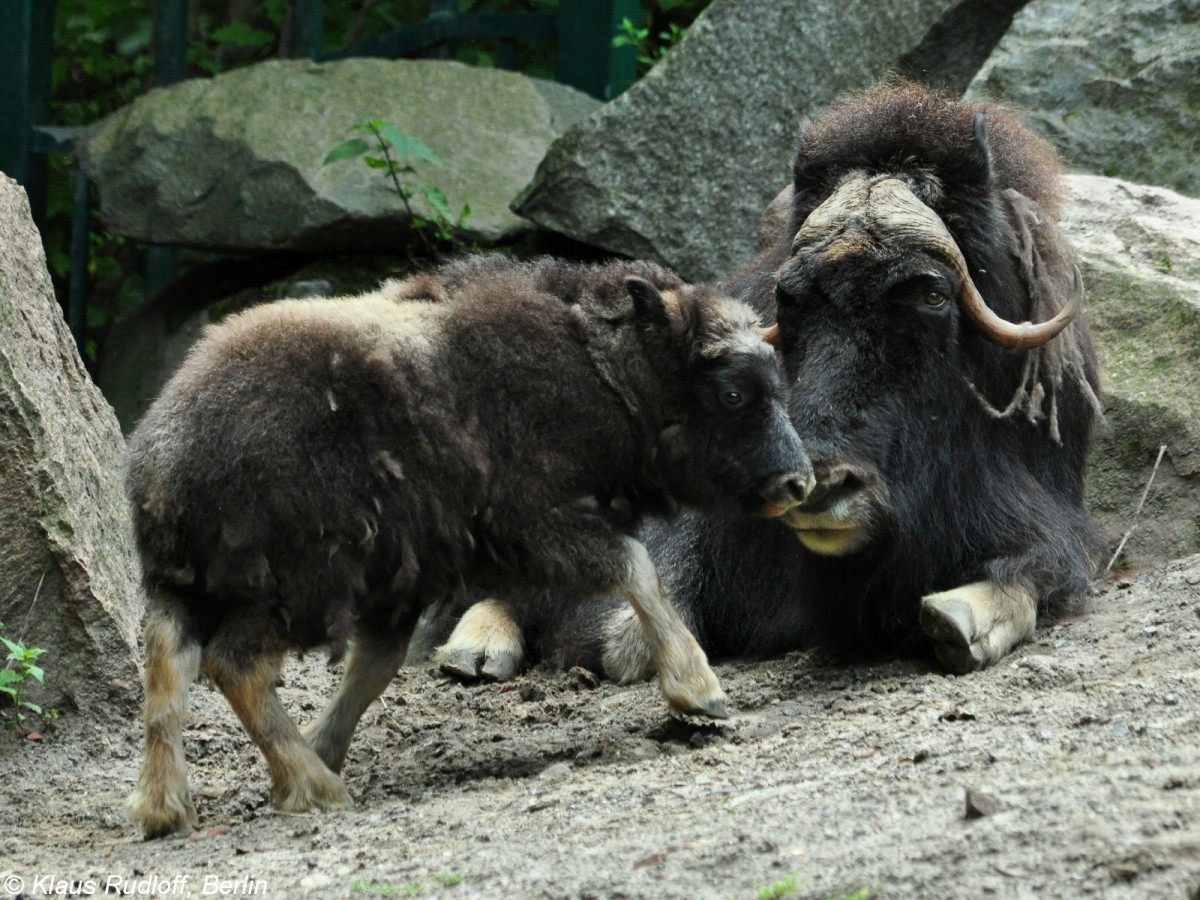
[
  {"xmin": 757, "ymin": 323, "xmax": 780, "ymax": 347},
  {"xmin": 964, "ymin": 110, "xmax": 996, "ymax": 190},
  {"xmin": 626, "ymin": 277, "xmax": 670, "ymax": 330}
]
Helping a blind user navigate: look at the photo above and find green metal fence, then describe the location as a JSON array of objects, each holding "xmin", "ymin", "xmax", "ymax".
[{"xmin": 0, "ymin": 0, "xmax": 638, "ymax": 351}]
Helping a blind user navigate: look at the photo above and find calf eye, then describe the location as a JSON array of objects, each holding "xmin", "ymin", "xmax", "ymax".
[{"xmin": 720, "ymin": 389, "xmax": 746, "ymax": 409}]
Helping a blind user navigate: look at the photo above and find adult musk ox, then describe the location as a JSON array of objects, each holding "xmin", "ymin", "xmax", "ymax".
[
  {"xmin": 123, "ymin": 255, "xmax": 812, "ymax": 839},
  {"xmin": 434, "ymin": 81, "xmax": 1102, "ymax": 683}
]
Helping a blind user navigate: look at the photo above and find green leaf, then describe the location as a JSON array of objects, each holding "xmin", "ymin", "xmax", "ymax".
[
  {"xmin": 22, "ymin": 700, "xmax": 42, "ymax": 714},
  {"xmin": 422, "ymin": 185, "xmax": 452, "ymax": 221},
  {"xmin": 211, "ymin": 21, "xmax": 275, "ymax": 48},
  {"xmin": 381, "ymin": 125, "xmax": 442, "ymax": 167},
  {"xmin": 0, "ymin": 670, "xmax": 19, "ymax": 688},
  {"xmin": 1, "ymin": 636, "xmax": 20, "ymax": 657},
  {"xmin": 363, "ymin": 157, "xmax": 391, "ymax": 170},
  {"xmin": 323, "ymin": 138, "xmax": 370, "ymax": 165},
  {"xmin": 26, "ymin": 665, "xmax": 44, "ymax": 684}
]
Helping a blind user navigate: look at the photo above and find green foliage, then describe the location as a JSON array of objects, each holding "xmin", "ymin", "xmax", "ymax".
[
  {"xmin": 613, "ymin": 16, "xmax": 687, "ymax": 73},
  {"xmin": 0, "ymin": 621, "xmax": 53, "ymax": 732},
  {"xmin": 324, "ymin": 119, "xmax": 472, "ymax": 255},
  {"xmin": 757, "ymin": 874, "xmax": 799, "ymax": 899},
  {"xmin": 350, "ymin": 873, "xmax": 462, "ymax": 895}
]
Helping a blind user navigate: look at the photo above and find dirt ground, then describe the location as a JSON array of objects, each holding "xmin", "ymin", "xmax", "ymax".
[{"xmin": 3, "ymin": 555, "xmax": 1199, "ymax": 900}]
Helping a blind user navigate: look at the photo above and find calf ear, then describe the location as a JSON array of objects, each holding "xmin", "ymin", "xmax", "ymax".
[{"xmin": 626, "ymin": 277, "xmax": 671, "ymax": 330}]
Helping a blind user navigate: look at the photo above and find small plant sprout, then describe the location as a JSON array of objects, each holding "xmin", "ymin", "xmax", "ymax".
[
  {"xmin": 613, "ymin": 17, "xmax": 686, "ymax": 72},
  {"xmin": 0, "ymin": 620, "xmax": 50, "ymax": 732},
  {"xmin": 324, "ymin": 119, "xmax": 471, "ymax": 255},
  {"xmin": 756, "ymin": 874, "xmax": 799, "ymax": 900}
]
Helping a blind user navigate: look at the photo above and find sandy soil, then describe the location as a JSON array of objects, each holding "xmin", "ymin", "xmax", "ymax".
[{"xmin": 3, "ymin": 555, "xmax": 1199, "ymax": 900}]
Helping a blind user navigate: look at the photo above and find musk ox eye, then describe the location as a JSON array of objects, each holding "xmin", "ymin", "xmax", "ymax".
[
  {"xmin": 721, "ymin": 389, "xmax": 746, "ymax": 409},
  {"xmin": 924, "ymin": 289, "xmax": 948, "ymax": 308}
]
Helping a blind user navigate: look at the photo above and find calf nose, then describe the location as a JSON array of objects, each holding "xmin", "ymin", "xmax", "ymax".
[{"xmin": 761, "ymin": 469, "xmax": 817, "ymax": 513}]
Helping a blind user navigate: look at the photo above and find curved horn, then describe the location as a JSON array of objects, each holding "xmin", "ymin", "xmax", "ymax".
[
  {"xmin": 789, "ymin": 176, "xmax": 1082, "ymax": 350},
  {"xmin": 930, "ymin": 226, "xmax": 1083, "ymax": 350},
  {"xmin": 838, "ymin": 178, "xmax": 1082, "ymax": 351}
]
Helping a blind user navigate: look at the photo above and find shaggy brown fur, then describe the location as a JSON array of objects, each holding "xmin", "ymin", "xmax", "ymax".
[{"xmin": 124, "ymin": 255, "xmax": 810, "ymax": 838}]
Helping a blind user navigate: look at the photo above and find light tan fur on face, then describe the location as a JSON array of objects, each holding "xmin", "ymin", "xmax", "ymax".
[
  {"xmin": 919, "ymin": 580, "xmax": 1037, "ymax": 673},
  {"xmin": 434, "ymin": 598, "xmax": 525, "ymax": 681},
  {"xmin": 612, "ymin": 537, "xmax": 727, "ymax": 718},
  {"xmin": 125, "ymin": 608, "xmax": 202, "ymax": 839}
]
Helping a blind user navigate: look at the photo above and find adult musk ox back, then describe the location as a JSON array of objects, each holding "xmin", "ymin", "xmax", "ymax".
[
  {"xmin": 123, "ymin": 255, "xmax": 811, "ymax": 839},
  {"xmin": 435, "ymin": 82, "xmax": 1102, "ymax": 681}
]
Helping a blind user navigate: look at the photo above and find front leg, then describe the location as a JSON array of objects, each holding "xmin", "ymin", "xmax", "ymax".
[
  {"xmin": 919, "ymin": 580, "xmax": 1037, "ymax": 673},
  {"xmin": 613, "ymin": 537, "xmax": 728, "ymax": 718}
]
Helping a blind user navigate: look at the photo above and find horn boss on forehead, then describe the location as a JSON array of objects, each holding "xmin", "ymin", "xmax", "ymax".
[{"xmin": 791, "ymin": 175, "xmax": 1081, "ymax": 350}]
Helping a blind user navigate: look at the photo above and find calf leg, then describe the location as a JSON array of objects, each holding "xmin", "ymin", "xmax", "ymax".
[
  {"xmin": 434, "ymin": 598, "xmax": 525, "ymax": 682},
  {"xmin": 304, "ymin": 624, "xmax": 412, "ymax": 773},
  {"xmin": 202, "ymin": 624, "xmax": 351, "ymax": 814},
  {"xmin": 600, "ymin": 604, "xmax": 655, "ymax": 684},
  {"xmin": 126, "ymin": 601, "xmax": 202, "ymax": 839},
  {"xmin": 919, "ymin": 580, "xmax": 1037, "ymax": 673},
  {"xmin": 611, "ymin": 536, "xmax": 727, "ymax": 718}
]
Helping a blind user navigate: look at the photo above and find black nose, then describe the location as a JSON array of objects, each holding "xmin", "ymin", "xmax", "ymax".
[{"xmin": 801, "ymin": 464, "xmax": 869, "ymax": 513}]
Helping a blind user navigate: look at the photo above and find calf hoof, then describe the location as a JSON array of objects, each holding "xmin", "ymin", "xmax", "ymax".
[
  {"xmin": 270, "ymin": 767, "xmax": 353, "ymax": 814},
  {"xmin": 919, "ymin": 594, "xmax": 988, "ymax": 674},
  {"xmin": 658, "ymin": 668, "xmax": 730, "ymax": 720},
  {"xmin": 669, "ymin": 691, "xmax": 729, "ymax": 720},
  {"xmin": 434, "ymin": 600, "xmax": 524, "ymax": 682},
  {"xmin": 126, "ymin": 785, "xmax": 198, "ymax": 841}
]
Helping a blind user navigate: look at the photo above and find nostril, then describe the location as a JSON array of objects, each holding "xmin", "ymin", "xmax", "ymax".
[
  {"xmin": 785, "ymin": 475, "xmax": 810, "ymax": 503},
  {"xmin": 803, "ymin": 464, "xmax": 869, "ymax": 511},
  {"xmin": 835, "ymin": 469, "xmax": 865, "ymax": 497}
]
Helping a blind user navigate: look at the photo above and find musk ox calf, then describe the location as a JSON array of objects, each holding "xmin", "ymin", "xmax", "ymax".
[
  {"xmin": 124, "ymin": 254, "xmax": 811, "ymax": 839},
  {"xmin": 434, "ymin": 81, "xmax": 1102, "ymax": 681}
]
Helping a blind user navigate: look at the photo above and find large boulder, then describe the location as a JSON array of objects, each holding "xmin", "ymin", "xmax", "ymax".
[
  {"xmin": 0, "ymin": 174, "xmax": 143, "ymax": 718},
  {"xmin": 513, "ymin": 0, "xmax": 1028, "ymax": 282},
  {"xmin": 78, "ymin": 59, "xmax": 599, "ymax": 252},
  {"xmin": 1064, "ymin": 174, "xmax": 1200, "ymax": 567},
  {"xmin": 968, "ymin": 0, "xmax": 1200, "ymax": 198}
]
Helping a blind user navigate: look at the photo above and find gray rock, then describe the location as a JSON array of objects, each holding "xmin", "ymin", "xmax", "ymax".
[
  {"xmin": 968, "ymin": 0, "xmax": 1200, "ymax": 198},
  {"xmin": 964, "ymin": 785, "xmax": 1007, "ymax": 818},
  {"xmin": 1063, "ymin": 174, "xmax": 1200, "ymax": 567},
  {"xmin": 514, "ymin": 0, "xmax": 1020, "ymax": 283},
  {"xmin": 78, "ymin": 59, "xmax": 599, "ymax": 252},
  {"xmin": 0, "ymin": 174, "xmax": 143, "ymax": 717}
]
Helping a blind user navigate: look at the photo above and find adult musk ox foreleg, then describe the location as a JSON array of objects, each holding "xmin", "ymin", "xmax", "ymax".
[
  {"xmin": 434, "ymin": 598, "xmax": 525, "ymax": 682},
  {"xmin": 201, "ymin": 618, "xmax": 351, "ymax": 815},
  {"xmin": 919, "ymin": 581, "xmax": 1037, "ymax": 673},
  {"xmin": 303, "ymin": 621, "xmax": 415, "ymax": 773},
  {"xmin": 125, "ymin": 595, "xmax": 202, "ymax": 839}
]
